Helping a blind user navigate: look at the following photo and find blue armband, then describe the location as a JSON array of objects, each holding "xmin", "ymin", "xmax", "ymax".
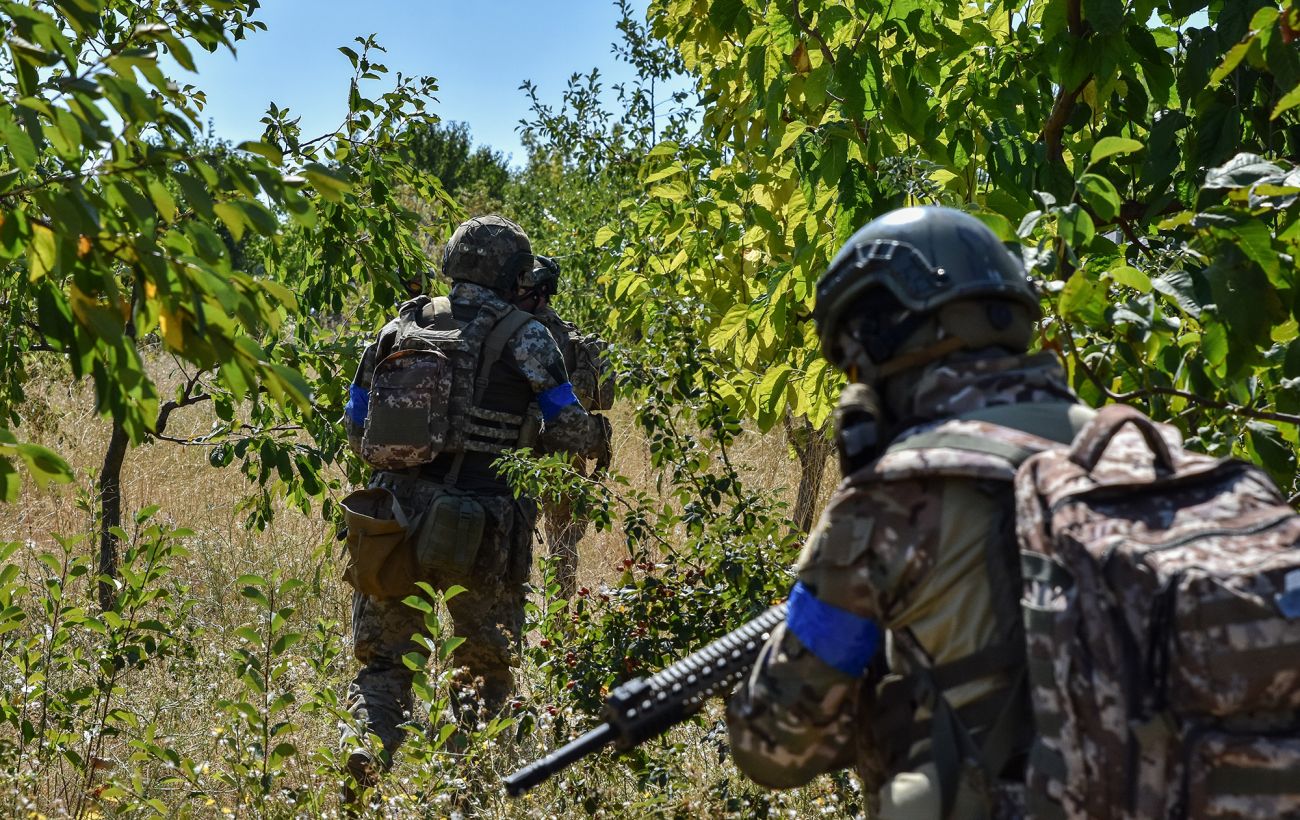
[
  {"xmin": 344, "ymin": 384, "xmax": 369, "ymax": 426},
  {"xmin": 538, "ymin": 382, "xmax": 580, "ymax": 422},
  {"xmin": 786, "ymin": 581, "xmax": 881, "ymax": 677}
]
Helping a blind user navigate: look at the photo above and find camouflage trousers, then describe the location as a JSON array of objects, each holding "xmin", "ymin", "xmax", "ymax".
[
  {"xmin": 342, "ymin": 480, "xmax": 536, "ymax": 758},
  {"xmin": 541, "ymin": 456, "xmax": 591, "ymax": 600}
]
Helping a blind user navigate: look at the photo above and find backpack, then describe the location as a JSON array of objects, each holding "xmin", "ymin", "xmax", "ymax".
[
  {"xmin": 871, "ymin": 402, "xmax": 1300, "ymax": 819},
  {"xmin": 1014, "ymin": 404, "xmax": 1300, "ymax": 819},
  {"xmin": 360, "ymin": 295, "xmax": 536, "ymax": 472},
  {"xmin": 571, "ymin": 331, "xmax": 614, "ymax": 411}
]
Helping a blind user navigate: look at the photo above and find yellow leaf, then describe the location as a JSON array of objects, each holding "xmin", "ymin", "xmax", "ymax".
[
  {"xmin": 28, "ymin": 223, "xmax": 56, "ymax": 281},
  {"xmin": 158, "ymin": 308, "xmax": 184, "ymax": 350}
]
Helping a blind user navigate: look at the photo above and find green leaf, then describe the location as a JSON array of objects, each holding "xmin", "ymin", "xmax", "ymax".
[
  {"xmin": 0, "ymin": 457, "xmax": 20, "ymax": 502},
  {"xmin": 1057, "ymin": 204, "xmax": 1095, "ymax": 248},
  {"xmin": 302, "ymin": 163, "xmax": 352, "ymax": 202},
  {"xmin": 146, "ymin": 178, "xmax": 177, "ymax": 222},
  {"xmin": 1272, "ymin": 83, "xmax": 1300, "ymax": 120},
  {"xmin": 212, "ymin": 202, "xmax": 246, "ymax": 243},
  {"xmin": 1204, "ymin": 153, "xmax": 1284, "ymax": 190},
  {"xmin": 1088, "ymin": 137, "xmax": 1144, "ymax": 167},
  {"xmin": 237, "ymin": 141, "xmax": 283, "ymax": 165},
  {"xmin": 0, "ymin": 116, "xmax": 37, "ymax": 172},
  {"xmin": 1059, "ymin": 271, "xmax": 1107, "ymax": 326},
  {"xmin": 649, "ymin": 178, "xmax": 689, "ymax": 201},
  {"xmin": 593, "ymin": 225, "xmax": 617, "ymax": 246},
  {"xmin": 1152, "ymin": 270, "xmax": 1205, "ymax": 320},
  {"xmin": 14, "ymin": 443, "xmax": 72, "ymax": 488},
  {"xmin": 1106, "ymin": 265, "xmax": 1151, "ymax": 293},
  {"xmin": 1077, "ymin": 174, "xmax": 1121, "ymax": 222}
]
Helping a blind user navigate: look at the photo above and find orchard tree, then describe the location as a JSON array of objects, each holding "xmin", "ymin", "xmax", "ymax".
[
  {"xmin": 600, "ymin": 0, "xmax": 1300, "ymax": 500},
  {"xmin": 0, "ymin": 1, "xmax": 449, "ymax": 607}
]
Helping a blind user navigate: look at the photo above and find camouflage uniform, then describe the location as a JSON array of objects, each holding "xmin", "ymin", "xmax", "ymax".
[
  {"xmin": 727, "ymin": 351, "xmax": 1086, "ymax": 819},
  {"xmin": 532, "ymin": 304, "xmax": 611, "ymax": 599},
  {"xmin": 342, "ymin": 280, "xmax": 608, "ymax": 761}
]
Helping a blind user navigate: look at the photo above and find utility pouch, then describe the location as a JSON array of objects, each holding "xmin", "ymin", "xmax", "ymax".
[
  {"xmin": 414, "ymin": 491, "xmax": 487, "ymax": 580},
  {"xmin": 341, "ymin": 487, "xmax": 417, "ymax": 598},
  {"xmin": 517, "ymin": 403, "xmax": 542, "ymax": 449}
]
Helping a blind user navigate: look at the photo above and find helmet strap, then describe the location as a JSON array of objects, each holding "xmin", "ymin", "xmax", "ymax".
[{"xmin": 876, "ymin": 336, "xmax": 966, "ymax": 380}]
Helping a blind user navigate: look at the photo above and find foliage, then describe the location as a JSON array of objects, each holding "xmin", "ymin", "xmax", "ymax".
[
  {"xmin": 500, "ymin": 307, "xmax": 801, "ymax": 726},
  {"xmin": 508, "ymin": 0, "xmax": 695, "ymax": 332},
  {"xmin": 593, "ymin": 0, "xmax": 1300, "ymax": 495},
  {"xmin": 406, "ymin": 120, "xmax": 511, "ymax": 204}
]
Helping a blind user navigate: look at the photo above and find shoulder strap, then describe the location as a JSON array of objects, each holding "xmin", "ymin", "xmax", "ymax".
[
  {"xmin": 473, "ymin": 307, "xmax": 535, "ymax": 404},
  {"xmin": 884, "ymin": 402, "xmax": 1093, "ymax": 468}
]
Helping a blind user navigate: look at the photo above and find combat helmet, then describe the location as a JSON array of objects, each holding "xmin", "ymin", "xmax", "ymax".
[
  {"xmin": 442, "ymin": 215, "xmax": 533, "ymax": 292},
  {"xmin": 814, "ymin": 206, "xmax": 1040, "ymax": 378},
  {"xmin": 516, "ymin": 255, "xmax": 561, "ymax": 296}
]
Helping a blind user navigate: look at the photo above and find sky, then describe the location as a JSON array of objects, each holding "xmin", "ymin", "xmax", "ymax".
[{"xmin": 187, "ymin": 1, "xmax": 650, "ymax": 166}]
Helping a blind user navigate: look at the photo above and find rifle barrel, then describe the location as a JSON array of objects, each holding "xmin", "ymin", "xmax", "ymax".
[{"xmin": 504, "ymin": 722, "xmax": 615, "ymax": 796}]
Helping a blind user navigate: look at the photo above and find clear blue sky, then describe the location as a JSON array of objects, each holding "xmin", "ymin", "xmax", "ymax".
[{"xmin": 188, "ymin": 1, "xmax": 650, "ymax": 166}]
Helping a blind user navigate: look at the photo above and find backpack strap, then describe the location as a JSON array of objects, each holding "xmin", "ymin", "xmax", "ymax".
[
  {"xmin": 445, "ymin": 306, "xmax": 535, "ymax": 486},
  {"xmin": 880, "ymin": 403, "xmax": 1091, "ymax": 819},
  {"xmin": 474, "ymin": 307, "xmax": 534, "ymax": 404}
]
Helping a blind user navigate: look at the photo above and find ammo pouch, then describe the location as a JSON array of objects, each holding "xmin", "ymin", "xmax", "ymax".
[
  {"xmin": 414, "ymin": 490, "xmax": 487, "ymax": 580},
  {"xmin": 341, "ymin": 487, "xmax": 418, "ymax": 599}
]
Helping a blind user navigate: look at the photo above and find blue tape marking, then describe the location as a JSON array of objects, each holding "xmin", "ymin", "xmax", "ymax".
[
  {"xmin": 786, "ymin": 581, "xmax": 881, "ymax": 677},
  {"xmin": 345, "ymin": 384, "xmax": 369, "ymax": 426},
  {"xmin": 538, "ymin": 382, "xmax": 579, "ymax": 422}
]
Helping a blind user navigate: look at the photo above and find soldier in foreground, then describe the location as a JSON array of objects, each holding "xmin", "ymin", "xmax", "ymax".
[
  {"xmin": 339, "ymin": 215, "xmax": 610, "ymax": 794},
  {"xmin": 511, "ymin": 255, "xmax": 614, "ymax": 599},
  {"xmin": 726, "ymin": 206, "xmax": 1088, "ymax": 818}
]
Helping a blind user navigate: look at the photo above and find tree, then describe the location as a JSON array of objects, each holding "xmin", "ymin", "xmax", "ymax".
[
  {"xmin": 0, "ymin": 1, "xmax": 447, "ymax": 607},
  {"xmin": 596, "ymin": 0, "xmax": 1300, "ymax": 498},
  {"xmin": 406, "ymin": 120, "xmax": 510, "ymax": 202}
]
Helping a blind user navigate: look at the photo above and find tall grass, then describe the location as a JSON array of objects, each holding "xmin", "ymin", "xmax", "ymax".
[{"xmin": 0, "ymin": 351, "xmax": 847, "ymax": 818}]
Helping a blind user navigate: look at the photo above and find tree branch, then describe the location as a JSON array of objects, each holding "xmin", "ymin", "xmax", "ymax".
[
  {"xmin": 791, "ymin": 0, "xmax": 835, "ymax": 66},
  {"xmin": 151, "ymin": 370, "xmax": 211, "ymax": 439},
  {"xmin": 1060, "ymin": 318, "xmax": 1300, "ymax": 426},
  {"xmin": 1042, "ymin": 0, "xmax": 1090, "ymax": 163}
]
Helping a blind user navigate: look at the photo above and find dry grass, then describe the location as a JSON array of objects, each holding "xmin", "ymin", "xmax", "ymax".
[{"xmin": 0, "ymin": 351, "xmax": 844, "ymax": 818}]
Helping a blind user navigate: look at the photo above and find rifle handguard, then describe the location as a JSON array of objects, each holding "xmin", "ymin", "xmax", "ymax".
[{"xmin": 504, "ymin": 603, "xmax": 787, "ymax": 796}]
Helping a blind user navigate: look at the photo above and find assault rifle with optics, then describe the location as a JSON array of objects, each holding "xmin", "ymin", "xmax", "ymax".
[{"xmin": 503, "ymin": 604, "xmax": 787, "ymax": 796}]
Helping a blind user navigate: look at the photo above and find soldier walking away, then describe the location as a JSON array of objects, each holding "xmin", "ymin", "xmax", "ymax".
[
  {"xmin": 338, "ymin": 215, "xmax": 611, "ymax": 798},
  {"xmin": 512, "ymin": 255, "xmax": 614, "ymax": 599},
  {"xmin": 726, "ymin": 206, "xmax": 1090, "ymax": 819}
]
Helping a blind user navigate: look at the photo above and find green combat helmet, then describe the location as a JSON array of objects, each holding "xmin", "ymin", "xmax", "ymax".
[
  {"xmin": 442, "ymin": 215, "xmax": 533, "ymax": 292},
  {"xmin": 517, "ymin": 255, "xmax": 561, "ymax": 296},
  {"xmin": 814, "ymin": 205, "xmax": 1040, "ymax": 379}
]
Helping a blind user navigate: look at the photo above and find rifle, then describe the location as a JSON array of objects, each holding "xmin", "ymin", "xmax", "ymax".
[{"xmin": 504, "ymin": 603, "xmax": 787, "ymax": 796}]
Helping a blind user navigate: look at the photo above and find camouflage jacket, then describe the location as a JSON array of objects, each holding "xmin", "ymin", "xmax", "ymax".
[
  {"xmin": 344, "ymin": 282, "xmax": 608, "ymax": 493},
  {"xmin": 727, "ymin": 352, "xmax": 1083, "ymax": 804}
]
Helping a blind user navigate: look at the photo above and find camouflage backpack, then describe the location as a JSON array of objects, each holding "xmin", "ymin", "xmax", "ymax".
[
  {"xmin": 571, "ymin": 331, "xmax": 613, "ymax": 412},
  {"xmin": 360, "ymin": 295, "xmax": 537, "ymax": 472},
  {"xmin": 1015, "ymin": 404, "xmax": 1300, "ymax": 819}
]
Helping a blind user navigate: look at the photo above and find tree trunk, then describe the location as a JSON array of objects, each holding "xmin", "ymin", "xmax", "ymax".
[
  {"xmin": 785, "ymin": 414, "xmax": 834, "ymax": 533},
  {"xmin": 97, "ymin": 416, "xmax": 129, "ymax": 612}
]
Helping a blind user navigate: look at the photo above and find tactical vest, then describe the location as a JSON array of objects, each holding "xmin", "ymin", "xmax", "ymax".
[{"xmin": 361, "ymin": 295, "xmax": 540, "ymax": 480}]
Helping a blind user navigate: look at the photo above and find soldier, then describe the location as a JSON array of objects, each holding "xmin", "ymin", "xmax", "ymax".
[
  {"xmin": 511, "ymin": 255, "xmax": 614, "ymax": 599},
  {"xmin": 726, "ymin": 206, "xmax": 1091, "ymax": 819},
  {"xmin": 339, "ymin": 215, "xmax": 610, "ymax": 792}
]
